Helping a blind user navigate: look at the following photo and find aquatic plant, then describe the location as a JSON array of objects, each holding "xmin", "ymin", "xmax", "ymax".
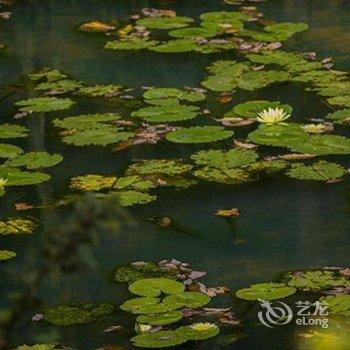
[
  {"xmin": 0, "ymin": 124, "xmax": 28, "ymax": 138},
  {"xmin": 321, "ymin": 295, "xmax": 350, "ymax": 316},
  {"xmin": 256, "ymin": 107, "xmax": 291, "ymax": 125},
  {"xmin": 0, "ymin": 218, "xmax": 37, "ymax": 235},
  {"xmin": 15, "ymin": 97, "xmax": 75, "ymax": 113},
  {"xmin": 129, "ymin": 278, "xmax": 185, "ymax": 297},
  {"xmin": 0, "ymin": 250, "xmax": 16, "ymax": 261},
  {"xmin": 5, "ymin": 152, "xmax": 63, "ymax": 169},
  {"xmin": 0, "ymin": 143, "xmax": 23, "ymax": 158}
]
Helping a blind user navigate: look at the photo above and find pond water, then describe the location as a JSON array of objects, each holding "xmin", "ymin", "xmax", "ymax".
[{"xmin": 1, "ymin": 0, "xmax": 350, "ymax": 349}]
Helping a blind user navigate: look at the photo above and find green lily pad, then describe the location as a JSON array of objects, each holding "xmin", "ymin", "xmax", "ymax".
[
  {"xmin": 0, "ymin": 218, "xmax": 37, "ymax": 235},
  {"xmin": 320, "ymin": 295, "xmax": 350, "ymax": 316},
  {"xmin": 0, "ymin": 250, "xmax": 17, "ymax": 261},
  {"xmin": 282, "ymin": 270, "xmax": 350, "ymax": 292},
  {"xmin": 225, "ymin": 100, "xmax": 293, "ymax": 119},
  {"xmin": 70, "ymin": 174, "xmax": 117, "ymax": 192},
  {"xmin": 53, "ymin": 113, "xmax": 121, "ymax": 130},
  {"xmin": 169, "ymin": 27, "xmax": 218, "ymax": 39},
  {"xmin": 43, "ymin": 302, "xmax": 115, "ymax": 326},
  {"xmin": 0, "ymin": 124, "xmax": 28, "ymax": 139},
  {"xmin": 28, "ymin": 68, "xmax": 67, "ymax": 82},
  {"xmin": 143, "ymin": 88, "xmax": 205, "ymax": 103},
  {"xmin": 136, "ymin": 16, "xmax": 194, "ymax": 29},
  {"xmin": 35, "ymin": 79, "xmax": 82, "ymax": 94},
  {"xmin": 236, "ymin": 283, "xmax": 296, "ymax": 301},
  {"xmin": 287, "ymin": 161, "xmax": 346, "ymax": 181},
  {"xmin": 327, "ymin": 95, "xmax": 350, "ymax": 108},
  {"xmin": 120, "ymin": 297, "xmax": 161, "ymax": 314},
  {"xmin": 194, "ymin": 167, "xmax": 250, "ymax": 185},
  {"xmin": 114, "ymin": 190, "xmax": 157, "ymax": 207},
  {"xmin": 127, "ymin": 159, "xmax": 192, "ymax": 177},
  {"xmin": 166, "ymin": 126, "xmax": 233, "ymax": 144},
  {"xmin": 0, "ymin": 167, "xmax": 50, "ymax": 185},
  {"xmin": 114, "ymin": 176, "xmax": 155, "ymax": 191},
  {"xmin": 78, "ymin": 84, "xmax": 123, "ymax": 97},
  {"xmin": 15, "ymin": 345, "xmax": 57, "ymax": 350},
  {"xmin": 192, "ymin": 149, "xmax": 258, "ymax": 168},
  {"xmin": 105, "ymin": 38, "xmax": 158, "ymax": 50},
  {"xmin": 131, "ymin": 330, "xmax": 187, "ymax": 348},
  {"xmin": 176, "ymin": 323, "xmax": 220, "ymax": 340},
  {"xmin": 200, "ymin": 11, "xmax": 250, "ymax": 23},
  {"xmin": 129, "ymin": 278, "xmax": 185, "ymax": 297},
  {"xmin": 15, "ymin": 97, "xmax": 75, "ymax": 113},
  {"xmin": 132, "ymin": 105, "xmax": 199, "ymax": 123},
  {"xmin": 163, "ymin": 292, "xmax": 211, "ymax": 308},
  {"xmin": 136, "ymin": 311, "xmax": 183, "ymax": 325},
  {"xmin": 0, "ymin": 144, "xmax": 23, "ymax": 158},
  {"xmin": 288, "ymin": 135, "xmax": 350, "ymax": 155},
  {"xmin": 62, "ymin": 127, "xmax": 134, "ymax": 146},
  {"xmin": 150, "ymin": 39, "xmax": 197, "ymax": 53},
  {"xmin": 264, "ymin": 22, "xmax": 308, "ymax": 40},
  {"xmin": 248, "ymin": 124, "xmax": 309, "ymax": 147},
  {"xmin": 326, "ymin": 109, "xmax": 350, "ymax": 124},
  {"xmin": 5, "ymin": 152, "xmax": 63, "ymax": 169}
]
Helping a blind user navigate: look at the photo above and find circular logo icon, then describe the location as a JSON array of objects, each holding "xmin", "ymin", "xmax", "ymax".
[{"xmin": 258, "ymin": 299, "xmax": 293, "ymax": 328}]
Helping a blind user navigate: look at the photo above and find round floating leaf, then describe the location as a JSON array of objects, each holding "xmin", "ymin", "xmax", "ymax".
[
  {"xmin": 0, "ymin": 250, "xmax": 17, "ymax": 261},
  {"xmin": 143, "ymin": 88, "xmax": 205, "ymax": 103},
  {"xmin": 166, "ymin": 126, "xmax": 233, "ymax": 144},
  {"xmin": 0, "ymin": 167, "xmax": 50, "ymax": 185},
  {"xmin": 136, "ymin": 311, "xmax": 183, "ymax": 325},
  {"xmin": 114, "ymin": 176, "xmax": 155, "ymax": 191},
  {"xmin": 62, "ymin": 128, "xmax": 134, "ymax": 146},
  {"xmin": 15, "ymin": 345, "xmax": 57, "ymax": 350},
  {"xmin": 70, "ymin": 174, "xmax": 117, "ymax": 192},
  {"xmin": 5, "ymin": 152, "xmax": 63, "ymax": 169},
  {"xmin": 264, "ymin": 22, "xmax": 309, "ymax": 37},
  {"xmin": 200, "ymin": 10, "xmax": 250, "ymax": 23},
  {"xmin": 120, "ymin": 297, "xmax": 160, "ymax": 314},
  {"xmin": 129, "ymin": 278, "xmax": 185, "ymax": 297},
  {"xmin": 0, "ymin": 144, "xmax": 23, "ymax": 159},
  {"xmin": 282, "ymin": 270, "xmax": 350, "ymax": 292},
  {"xmin": 326, "ymin": 109, "xmax": 350, "ymax": 124},
  {"xmin": 105, "ymin": 38, "xmax": 158, "ymax": 50},
  {"xmin": 236, "ymin": 283, "xmax": 296, "ymax": 301},
  {"xmin": 131, "ymin": 330, "xmax": 187, "ymax": 348},
  {"xmin": 169, "ymin": 27, "xmax": 218, "ymax": 39},
  {"xmin": 114, "ymin": 190, "xmax": 157, "ymax": 207},
  {"xmin": 287, "ymin": 161, "xmax": 346, "ymax": 181},
  {"xmin": 150, "ymin": 39, "xmax": 197, "ymax": 53},
  {"xmin": 136, "ymin": 16, "xmax": 194, "ymax": 29},
  {"xmin": 327, "ymin": 95, "xmax": 350, "ymax": 108},
  {"xmin": 248, "ymin": 124, "xmax": 309, "ymax": 147},
  {"xmin": 288, "ymin": 135, "xmax": 350, "ymax": 155},
  {"xmin": 163, "ymin": 292, "xmax": 211, "ymax": 308},
  {"xmin": 28, "ymin": 68, "xmax": 67, "ymax": 82},
  {"xmin": 78, "ymin": 84, "xmax": 123, "ymax": 97},
  {"xmin": 43, "ymin": 302, "xmax": 115, "ymax": 326},
  {"xmin": 0, "ymin": 218, "xmax": 37, "ymax": 235},
  {"xmin": 132, "ymin": 105, "xmax": 199, "ymax": 123},
  {"xmin": 127, "ymin": 159, "xmax": 192, "ymax": 176},
  {"xmin": 194, "ymin": 167, "xmax": 250, "ymax": 185},
  {"xmin": 321, "ymin": 295, "xmax": 350, "ymax": 316},
  {"xmin": 176, "ymin": 323, "xmax": 220, "ymax": 340},
  {"xmin": 35, "ymin": 79, "xmax": 82, "ymax": 94},
  {"xmin": 226, "ymin": 100, "xmax": 293, "ymax": 119},
  {"xmin": 0, "ymin": 124, "xmax": 28, "ymax": 139},
  {"xmin": 15, "ymin": 97, "xmax": 75, "ymax": 113}
]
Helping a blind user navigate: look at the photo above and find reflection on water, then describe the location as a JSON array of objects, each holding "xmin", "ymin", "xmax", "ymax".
[{"xmin": 0, "ymin": 0, "xmax": 350, "ymax": 349}]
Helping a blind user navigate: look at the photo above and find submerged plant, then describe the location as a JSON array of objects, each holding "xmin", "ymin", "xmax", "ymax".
[{"xmin": 257, "ymin": 107, "xmax": 291, "ymax": 125}]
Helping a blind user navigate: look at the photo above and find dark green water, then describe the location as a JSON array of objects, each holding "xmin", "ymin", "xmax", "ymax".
[{"xmin": 1, "ymin": 0, "xmax": 350, "ymax": 349}]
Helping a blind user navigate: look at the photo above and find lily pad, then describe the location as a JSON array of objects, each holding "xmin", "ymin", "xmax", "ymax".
[
  {"xmin": 0, "ymin": 218, "xmax": 37, "ymax": 235},
  {"xmin": 320, "ymin": 295, "xmax": 350, "ymax": 316},
  {"xmin": 131, "ymin": 330, "xmax": 187, "ymax": 348},
  {"xmin": 78, "ymin": 84, "xmax": 122, "ymax": 97},
  {"xmin": 169, "ymin": 27, "xmax": 218, "ymax": 39},
  {"xmin": 129, "ymin": 278, "xmax": 185, "ymax": 297},
  {"xmin": 43, "ymin": 302, "xmax": 115, "ymax": 326},
  {"xmin": 163, "ymin": 292, "xmax": 211, "ymax": 308},
  {"xmin": 105, "ymin": 38, "xmax": 158, "ymax": 50},
  {"xmin": 282, "ymin": 270, "xmax": 350, "ymax": 292},
  {"xmin": 120, "ymin": 297, "xmax": 161, "ymax": 314},
  {"xmin": 225, "ymin": 100, "xmax": 293, "ymax": 119},
  {"xmin": 287, "ymin": 161, "xmax": 346, "ymax": 181},
  {"xmin": 150, "ymin": 39, "xmax": 197, "ymax": 53},
  {"xmin": 28, "ymin": 68, "xmax": 67, "ymax": 82},
  {"xmin": 248, "ymin": 124, "xmax": 309, "ymax": 147},
  {"xmin": 15, "ymin": 345, "xmax": 57, "ymax": 350},
  {"xmin": 0, "ymin": 124, "xmax": 28, "ymax": 139},
  {"xmin": 35, "ymin": 79, "xmax": 82, "ymax": 94},
  {"xmin": 132, "ymin": 105, "xmax": 199, "ymax": 123},
  {"xmin": 0, "ymin": 144, "xmax": 23, "ymax": 158},
  {"xmin": 5, "ymin": 152, "xmax": 63, "ymax": 169},
  {"xmin": 136, "ymin": 16, "xmax": 194, "ymax": 29},
  {"xmin": 176, "ymin": 323, "xmax": 220, "ymax": 340},
  {"xmin": 0, "ymin": 167, "xmax": 50, "ymax": 185},
  {"xmin": 166, "ymin": 126, "xmax": 233, "ymax": 144},
  {"xmin": 288, "ymin": 135, "xmax": 350, "ymax": 155},
  {"xmin": 70, "ymin": 174, "xmax": 117, "ymax": 192},
  {"xmin": 236, "ymin": 283, "xmax": 296, "ymax": 301},
  {"xmin": 15, "ymin": 97, "xmax": 75, "ymax": 113},
  {"xmin": 0, "ymin": 250, "xmax": 17, "ymax": 261},
  {"xmin": 326, "ymin": 109, "xmax": 350, "ymax": 124},
  {"xmin": 114, "ymin": 190, "xmax": 156, "ymax": 207},
  {"xmin": 136, "ymin": 311, "xmax": 183, "ymax": 325},
  {"xmin": 200, "ymin": 11, "xmax": 250, "ymax": 24},
  {"xmin": 143, "ymin": 88, "xmax": 205, "ymax": 103},
  {"xmin": 264, "ymin": 22, "xmax": 308, "ymax": 40},
  {"xmin": 194, "ymin": 167, "xmax": 250, "ymax": 185}
]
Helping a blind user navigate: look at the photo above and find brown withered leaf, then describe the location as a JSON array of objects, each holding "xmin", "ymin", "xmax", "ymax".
[
  {"xmin": 234, "ymin": 140, "xmax": 258, "ymax": 149},
  {"xmin": 215, "ymin": 117, "xmax": 255, "ymax": 127},
  {"xmin": 15, "ymin": 202, "xmax": 34, "ymax": 211},
  {"xmin": 278, "ymin": 153, "xmax": 317, "ymax": 161}
]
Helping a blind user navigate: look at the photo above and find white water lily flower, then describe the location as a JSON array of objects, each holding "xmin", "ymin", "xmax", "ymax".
[
  {"xmin": 0, "ymin": 178, "xmax": 8, "ymax": 189},
  {"xmin": 257, "ymin": 107, "xmax": 291, "ymax": 125},
  {"xmin": 189, "ymin": 322, "xmax": 217, "ymax": 332},
  {"xmin": 301, "ymin": 123, "xmax": 326, "ymax": 134}
]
